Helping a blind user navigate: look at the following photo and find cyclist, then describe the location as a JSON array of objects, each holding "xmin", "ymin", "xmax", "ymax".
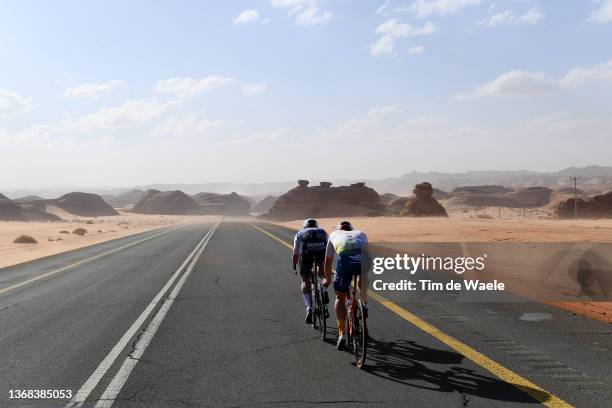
[
  {"xmin": 293, "ymin": 219, "xmax": 329, "ymax": 324},
  {"xmin": 323, "ymin": 220, "xmax": 369, "ymax": 350}
]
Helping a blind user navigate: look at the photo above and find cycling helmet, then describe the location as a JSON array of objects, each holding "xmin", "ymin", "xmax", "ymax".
[
  {"xmin": 337, "ymin": 220, "xmax": 353, "ymax": 231},
  {"xmin": 303, "ymin": 218, "xmax": 318, "ymax": 228}
]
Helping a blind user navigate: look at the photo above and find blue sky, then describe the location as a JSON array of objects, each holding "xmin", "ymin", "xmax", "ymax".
[{"xmin": 1, "ymin": 0, "xmax": 612, "ymax": 188}]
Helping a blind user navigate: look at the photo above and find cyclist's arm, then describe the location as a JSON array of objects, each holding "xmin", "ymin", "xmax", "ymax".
[
  {"xmin": 324, "ymin": 239, "xmax": 335, "ymax": 282},
  {"xmin": 292, "ymin": 234, "xmax": 300, "ymax": 269}
]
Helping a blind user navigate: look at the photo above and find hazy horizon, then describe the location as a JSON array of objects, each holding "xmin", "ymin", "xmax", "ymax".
[{"xmin": 2, "ymin": 1, "xmax": 612, "ymax": 188}]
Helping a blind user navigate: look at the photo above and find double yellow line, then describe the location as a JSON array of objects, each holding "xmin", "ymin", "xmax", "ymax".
[{"xmin": 251, "ymin": 223, "xmax": 573, "ymax": 408}]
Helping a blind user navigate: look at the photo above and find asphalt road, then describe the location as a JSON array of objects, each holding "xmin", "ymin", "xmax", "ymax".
[{"xmin": 0, "ymin": 221, "xmax": 610, "ymax": 408}]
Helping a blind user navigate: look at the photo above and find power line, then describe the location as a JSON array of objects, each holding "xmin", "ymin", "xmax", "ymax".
[{"xmin": 569, "ymin": 176, "xmax": 580, "ymax": 220}]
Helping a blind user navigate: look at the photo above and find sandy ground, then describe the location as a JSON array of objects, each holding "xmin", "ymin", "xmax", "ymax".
[
  {"xmin": 0, "ymin": 210, "xmax": 219, "ymax": 269},
  {"xmin": 274, "ymin": 216, "xmax": 612, "ymax": 324},
  {"xmin": 276, "ymin": 216, "xmax": 612, "ymax": 243}
]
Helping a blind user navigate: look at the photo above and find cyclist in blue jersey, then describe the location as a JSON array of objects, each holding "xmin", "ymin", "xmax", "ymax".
[
  {"xmin": 293, "ymin": 219, "xmax": 329, "ymax": 324},
  {"xmin": 323, "ymin": 220, "xmax": 370, "ymax": 350}
]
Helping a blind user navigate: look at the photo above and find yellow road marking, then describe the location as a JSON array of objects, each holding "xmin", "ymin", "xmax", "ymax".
[
  {"xmin": 0, "ymin": 228, "xmax": 175, "ymax": 296},
  {"xmin": 250, "ymin": 223, "xmax": 574, "ymax": 408}
]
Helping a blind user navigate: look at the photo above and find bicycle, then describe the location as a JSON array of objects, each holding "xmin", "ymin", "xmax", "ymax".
[
  {"xmin": 345, "ymin": 273, "xmax": 367, "ymax": 368},
  {"xmin": 310, "ymin": 261, "xmax": 328, "ymax": 340}
]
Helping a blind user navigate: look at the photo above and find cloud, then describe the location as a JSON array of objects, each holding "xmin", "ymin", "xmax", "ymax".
[
  {"xmin": 408, "ymin": 45, "xmax": 425, "ymax": 54},
  {"xmin": 233, "ymin": 9, "xmax": 261, "ymax": 24},
  {"xmin": 71, "ymin": 99, "xmax": 182, "ymax": 132},
  {"xmin": 401, "ymin": 0, "xmax": 482, "ymax": 17},
  {"xmin": 589, "ymin": 0, "xmax": 612, "ymax": 24},
  {"xmin": 242, "ymin": 83, "xmax": 268, "ymax": 95},
  {"xmin": 154, "ymin": 114, "xmax": 227, "ymax": 139},
  {"xmin": 560, "ymin": 59, "xmax": 612, "ymax": 87},
  {"xmin": 376, "ymin": 1, "xmax": 390, "ymax": 15},
  {"xmin": 370, "ymin": 18, "xmax": 436, "ymax": 56},
  {"xmin": 478, "ymin": 7, "xmax": 545, "ymax": 28},
  {"xmin": 63, "ymin": 80, "xmax": 127, "ymax": 100},
  {"xmin": 155, "ymin": 76, "xmax": 234, "ymax": 98},
  {"xmin": 0, "ymin": 89, "xmax": 35, "ymax": 118},
  {"xmin": 271, "ymin": 0, "xmax": 332, "ymax": 25},
  {"xmin": 457, "ymin": 59, "xmax": 612, "ymax": 98}
]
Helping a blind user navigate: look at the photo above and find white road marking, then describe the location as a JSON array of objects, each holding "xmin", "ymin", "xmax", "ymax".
[
  {"xmin": 66, "ymin": 221, "xmax": 220, "ymax": 408},
  {"xmin": 0, "ymin": 227, "xmax": 175, "ymax": 295}
]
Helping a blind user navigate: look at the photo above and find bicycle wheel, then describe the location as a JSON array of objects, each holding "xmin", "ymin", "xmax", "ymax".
[
  {"xmin": 312, "ymin": 286, "xmax": 319, "ymax": 330},
  {"xmin": 353, "ymin": 299, "xmax": 367, "ymax": 368},
  {"xmin": 317, "ymin": 288, "xmax": 326, "ymax": 340}
]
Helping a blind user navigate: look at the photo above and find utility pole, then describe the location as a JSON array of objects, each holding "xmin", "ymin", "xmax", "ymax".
[{"xmin": 569, "ymin": 176, "xmax": 580, "ymax": 220}]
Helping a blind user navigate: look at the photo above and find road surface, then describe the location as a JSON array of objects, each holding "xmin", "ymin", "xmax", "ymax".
[{"xmin": 0, "ymin": 221, "xmax": 610, "ymax": 407}]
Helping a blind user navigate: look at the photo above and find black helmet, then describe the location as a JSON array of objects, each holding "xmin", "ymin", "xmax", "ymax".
[
  {"xmin": 303, "ymin": 218, "xmax": 318, "ymax": 228},
  {"xmin": 337, "ymin": 220, "xmax": 353, "ymax": 231}
]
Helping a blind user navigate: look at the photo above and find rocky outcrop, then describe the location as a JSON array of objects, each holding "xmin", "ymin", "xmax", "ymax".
[
  {"xmin": 107, "ymin": 189, "xmax": 146, "ymax": 208},
  {"xmin": 132, "ymin": 190, "xmax": 203, "ymax": 215},
  {"xmin": 447, "ymin": 186, "xmax": 552, "ymax": 208},
  {"xmin": 0, "ymin": 194, "xmax": 60, "ymax": 221},
  {"xmin": 50, "ymin": 192, "xmax": 119, "ymax": 217},
  {"xmin": 401, "ymin": 182, "xmax": 448, "ymax": 217},
  {"xmin": 557, "ymin": 191, "xmax": 612, "ymax": 219},
  {"xmin": 265, "ymin": 181, "xmax": 385, "ymax": 220},
  {"xmin": 192, "ymin": 192, "xmax": 251, "ymax": 216},
  {"xmin": 251, "ymin": 195, "xmax": 278, "ymax": 214}
]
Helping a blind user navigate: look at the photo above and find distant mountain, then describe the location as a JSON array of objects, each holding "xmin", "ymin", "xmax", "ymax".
[{"xmin": 3, "ymin": 166, "xmax": 611, "ymax": 198}]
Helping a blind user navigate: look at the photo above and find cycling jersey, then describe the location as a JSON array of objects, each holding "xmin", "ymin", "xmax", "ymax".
[
  {"xmin": 326, "ymin": 229, "xmax": 369, "ymax": 293},
  {"xmin": 294, "ymin": 227, "xmax": 328, "ymax": 277}
]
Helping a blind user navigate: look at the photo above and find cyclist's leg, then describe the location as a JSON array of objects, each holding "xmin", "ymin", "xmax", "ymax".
[
  {"xmin": 315, "ymin": 255, "xmax": 329, "ymax": 303},
  {"xmin": 299, "ymin": 257, "xmax": 313, "ymax": 311},
  {"xmin": 333, "ymin": 266, "xmax": 352, "ymax": 340}
]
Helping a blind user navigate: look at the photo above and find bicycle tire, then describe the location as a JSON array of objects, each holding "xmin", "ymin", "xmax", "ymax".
[
  {"xmin": 318, "ymin": 288, "xmax": 326, "ymax": 340},
  {"xmin": 353, "ymin": 299, "xmax": 367, "ymax": 368}
]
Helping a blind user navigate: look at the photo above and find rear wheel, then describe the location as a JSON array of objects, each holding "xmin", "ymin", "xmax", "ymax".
[
  {"xmin": 317, "ymin": 286, "xmax": 326, "ymax": 340},
  {"xmin": 312, "ymin": 286, "xmax": 319, "ymax": 330},
  {"xmin": 353, "ymin": 300, "xmax": 367, "ymax": 368}
]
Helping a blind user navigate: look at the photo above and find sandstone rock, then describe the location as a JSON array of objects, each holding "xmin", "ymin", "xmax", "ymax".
[
  {"xmin": 193, "ymin": 192, "xmax": 251, "ymax": 216},
  {"xmin": 132, "ymin": 190, "xmax": 203, "ymax": 215},
  {"xmin": 251, "ymin": 195, "xmax": 278, "ymax": 214},
  {"xmin": 0, "ymin": 195, "xmax": 60, "ymax": 221},
  {"xmin": 265, "ymin": 180, "xmax": 384, "ymax": 220},
  {"xmin": 557, "ymin": 191, "xmax": 612, "ymax": 219},
  {"xmin": 401, "ymin": 182, "xmax": 448, "ymax": 217},
  {"xmin": 51, "ymin": 192, "xmax": 119, "ymax": 217}
]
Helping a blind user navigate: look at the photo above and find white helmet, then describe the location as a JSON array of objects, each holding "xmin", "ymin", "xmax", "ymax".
[
  {"xmin": 303, "ymin": 219, "xmax": 318, "ymax": 228},
  {"xmin": 337, "ymin": 220, "xmax": 353, "ymax": 231}
]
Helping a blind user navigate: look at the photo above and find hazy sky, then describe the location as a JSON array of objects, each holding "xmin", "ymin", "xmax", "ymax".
[{"xmin": 1, "ymin": 0, "xmax": 612, "ymax": 188}]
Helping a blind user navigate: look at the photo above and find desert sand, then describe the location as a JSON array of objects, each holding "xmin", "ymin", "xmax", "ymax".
[
  {"xmin": 0, "ymin": 209, "xmax": 218, "ymax": 269},
  {"xmin": 274, "ymin": 216, "xmax": 612, "ymax": 324},
  {"xmin": 276, "ymin": 216, "xmax": 612, "ymax": 243}
]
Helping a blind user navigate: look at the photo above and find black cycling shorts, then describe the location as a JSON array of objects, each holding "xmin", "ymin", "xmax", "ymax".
[{"xmin": 299, "ymin": 253, "xmax": 324, "ymax": 278}]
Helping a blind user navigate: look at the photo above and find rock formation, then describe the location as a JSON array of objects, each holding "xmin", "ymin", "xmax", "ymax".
[
  {"xmin": 265, "ymin": 181, "xmax": 385, "ymax": 220},
  {"xmin": 132, "ymin": 190, "xmax": 203, "ymax": 215},
  {"xmin": 401, "ymin": 182, "xmax": 448, "ymax": 217},
  {"xmin": 0, "ymin": 194, "xmax": 60, "ymax": 221},
  {"xmin": 557, "ymin": 191, "xmax": 612, "ymax": 219},
  {"xmin": 192, "ymin": 192, "xmax": 251, "ymax": 216},
  {"xmin": 107, "ymin": 189, "xmax": 146, "ymax": 208},
  {"xmin": 446, "ymin": 185, "xmax": 552, "ymax": 208},
  {"xmin": 251, "ymin": 195, "xmax": 278, "ymax": 214},
  {"xmin": 51, "ymin": 192, "xmax": 119, "ymax": 217}
]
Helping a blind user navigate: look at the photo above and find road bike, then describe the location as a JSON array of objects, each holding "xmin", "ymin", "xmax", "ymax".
[
  {"xmin": 310, "ymin": 261, "xmax": 328, "ymax": 340},
  {"xmin": 345, "ymin": 273, "xmax": 367, "ymax": 368}
]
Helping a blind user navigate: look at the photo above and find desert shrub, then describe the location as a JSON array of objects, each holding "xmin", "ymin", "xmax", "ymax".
[
  {"xmin": 477, "ymin": 214, "xmax": 493, "ymax": 219},
  {"xmin": 72, "ymin": 228, "xmax": 88, "ymax": 236},
  {"xmin": 13, "ymin": 235, "xmax": 38, "ymax": 244},
  {"xmin": 86, "ymin": 220, "xmax": 94, "ymax": 224}
]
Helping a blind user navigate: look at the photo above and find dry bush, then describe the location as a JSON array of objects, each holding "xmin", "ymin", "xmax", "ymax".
[
  {"xmin": 13, "ymin": 235, "xmax": 38, "ymax": 244},
  {"xmin": 72, "ymin": 228, "xmax": 88, "ymax": 236},
  {"xmin": 477, "ymin": 214, "xmax": 493, "ymax": 219},
  {"xmin": 86, "ymin": 220, "xmax": 94, "ymax": 224},
  {"xmin": 59, "ymin": 230, "xmax": 69, "ymax": 234}
]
